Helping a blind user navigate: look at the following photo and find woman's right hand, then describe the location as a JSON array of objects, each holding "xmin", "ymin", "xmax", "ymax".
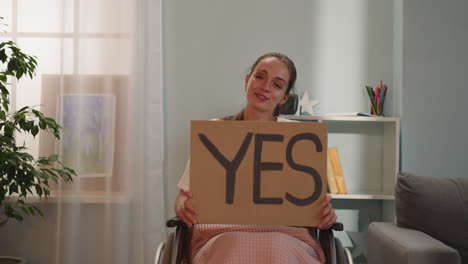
[{"xmin": 175, "ymin": 189, "xmax": 199, "ymax": 227}]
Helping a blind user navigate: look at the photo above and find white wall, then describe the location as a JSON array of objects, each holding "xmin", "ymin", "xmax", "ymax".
[
  {"xmin": 306, "ymin": 0, "xmax": 394, "ymax": 115},
  {"xmin": 401, "ymin": 0, "xmax": 468, "ymax": 177},
  {"xmin": 163, "ymin": 0, "xmax": 394, "ymax": 218},
  {"xmin": 163, "ymin": 0, "xmax": 310, "ymax": 218}
]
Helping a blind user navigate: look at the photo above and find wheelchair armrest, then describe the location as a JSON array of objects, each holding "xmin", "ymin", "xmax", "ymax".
[
  {"xmin": 166, "ymin": 217, "xmax": 187, "ymax": 228},
  {"xmin": 165, "ymin": 217, "xmax": 191, "ymax": 263},
  {"xmin": 330, "ymin": 222, "xmax": 343, "ymax": 231}
]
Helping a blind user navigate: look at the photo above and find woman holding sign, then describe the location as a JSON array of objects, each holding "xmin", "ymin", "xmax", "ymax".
[{"xmin": 175, "ymin": 52, "xmax": 337, "ymax": 263}]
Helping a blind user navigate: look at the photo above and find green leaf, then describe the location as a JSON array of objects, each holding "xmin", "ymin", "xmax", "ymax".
[
  {"xmin": 39, "ymin": 120, "xmax": 46, "ymax": 129},
  {"xmin": 48, "ymin": 155, "xmax": 58, "ymax": 163},
  {"xmin": 27, "ymin": 120, "xmax": 34, "ymax": 130},
  {"xmin": 9, "ymin": 182, "xmax": 18, "ymax": 195},
  {"xmin": 43, "ymin": 117, "xmax": 58, "ymax": 129},
  {"xmin": 2, "ymin": 98, "xmax": 9, "ymax": 112},
  {"xmin": 35, "ymin": 185, "xmax": 43, "ymax": 197},
  {"xmin": 16, "ymin": 70, "xmax": 23, "ymax": 79},
  {"xmin": 4, "ymin": 122, "xmax": 13, "ymax": 136},
  {"xmin": 19, "ymin": 118, "xmax": 27, "ymax": 130},
  {"xmin": 13, "ymin": 213, "xmax": 24, "ymax": 222},
  {"xmin": 37, "ymin": 158, "xmax": 50, "ymax": 165},
  {"xmin": 0, "ymin": 49, "xmax": 6, "ymax": 63},
  {"xmin": 17, "ymin": 106, "xmax": 29, "ymax": 113},
  {"xmin": 28, "ymin": 206, "xmax": 35, "ymax": 216},
  {"xmin": 21, "ymin": 206, "xmax": 29, "ymax": 215},
  {"xmin": 54, "ymin": 169, "xmax": 72, "ymax": 182},
  {"xmin": 32, "ymin": 206, "xmax": 44, "ymax": 217},
  {"xmin": 20, "ymin": 186, "xmax": 27, "ymax": 197},
  {"xmin": 20, "ymin": 152, "xmax": 34, "ymax": 162},
  {"xmin": 7, "ymin": 58, "xmax": 18, "ymax": 73},
  {"xmin": 0, "ymin": 82, "xmax": 9, "ymax": 93},
  {"xmin": 42, "ymin": 179, "xmax": 50, "ymax": 189},
  {"xmin": 65, "ymin": 167, "xmax": 77, "ymax": 176},
  {"xmin": 31, "ymin": 126, "xmax": 39, "ymax": 137},
  {"xmin": 32, "ymin": 109, "xmax": 44, "ymax": 119}
]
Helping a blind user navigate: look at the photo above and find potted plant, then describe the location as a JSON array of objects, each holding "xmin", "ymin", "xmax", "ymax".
[{"xmin": 0, "ymin": 18, "xmax": 76, "ymax": 263}]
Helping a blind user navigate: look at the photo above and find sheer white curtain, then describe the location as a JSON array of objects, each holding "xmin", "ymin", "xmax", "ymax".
[{"xmin": 0, "ymin": 0, "xmax": 165, "ymax": 263}]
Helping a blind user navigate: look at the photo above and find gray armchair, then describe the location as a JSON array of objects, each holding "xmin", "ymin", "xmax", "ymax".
[{"xmin": 368, "ymin": 172, "xmax": 468, "ymax": 264}]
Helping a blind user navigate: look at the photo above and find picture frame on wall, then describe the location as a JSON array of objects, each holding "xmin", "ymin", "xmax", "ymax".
[
  {"xmin": 59, "ymin": 94, "xmax": 116, "ymax": 178},
  {"xmin": 39, "ymin": 74, "xmax": 129, "ymax": 196}
]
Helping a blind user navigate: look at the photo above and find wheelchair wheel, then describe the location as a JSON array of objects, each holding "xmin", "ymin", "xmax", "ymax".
[
  {"xmin": 334, "ymin": 237, "xmax": 347, "ymax": 264},
  {"xmin": 161, "ymin": 232, "xmax": 175, "ymax": 264}
]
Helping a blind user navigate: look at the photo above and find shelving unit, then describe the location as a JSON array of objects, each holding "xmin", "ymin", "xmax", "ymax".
[
  {"xmin": 281, "ymin": 115, "xmax": 400, "ymax": 246},
  {"xmin": 281, "ymin": 115, "xmax": 400, "ymax": 200}
]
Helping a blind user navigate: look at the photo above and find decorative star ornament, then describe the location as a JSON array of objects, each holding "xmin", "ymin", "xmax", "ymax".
[{"xmin": 299, "ymin": 91, "xmax": 319, "ymax": 115}]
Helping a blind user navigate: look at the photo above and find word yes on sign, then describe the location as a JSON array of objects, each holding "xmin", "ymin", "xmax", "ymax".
[{"xmin": 190, "ymin": 120, "xmax": 328, "ymax": 227}]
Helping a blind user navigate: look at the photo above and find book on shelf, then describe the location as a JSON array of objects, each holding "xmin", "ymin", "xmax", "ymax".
[
  {"xmin": 326, "ymin": 149, "xmax": 339, "ymax": 194},
  {"xmin": 328, "ymin": 147, "xmax": 347, "ymax": 194}
]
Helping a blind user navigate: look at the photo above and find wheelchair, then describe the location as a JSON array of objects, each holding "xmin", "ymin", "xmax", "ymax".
[{"xmin": 155, "ymin": 217, "xmax": 353, "ymax": 264}]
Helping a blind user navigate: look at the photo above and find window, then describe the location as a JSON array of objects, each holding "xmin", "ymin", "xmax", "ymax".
[{"xmin": 3, "ymin": 0, "xmax": 134, "ymax": 197}]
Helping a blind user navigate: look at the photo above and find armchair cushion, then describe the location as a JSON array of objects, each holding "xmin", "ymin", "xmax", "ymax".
[
  {"xmin": 368, "ymin": 222, "xmax": 460, "ymax": 264},
  {"xmin": 395, "ymin": 172, "xmax": 468, "ymax": 262}
]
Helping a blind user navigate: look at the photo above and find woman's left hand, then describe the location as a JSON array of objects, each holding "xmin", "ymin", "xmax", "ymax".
[{"xmin": 317, "ymin": 194, "xmax": 337, "ymax": 229}]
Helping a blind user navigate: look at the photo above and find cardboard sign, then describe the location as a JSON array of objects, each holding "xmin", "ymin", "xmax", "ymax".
[{"xmin": 190, "ymin": 120, "xmax": 328, "ymax": 226}]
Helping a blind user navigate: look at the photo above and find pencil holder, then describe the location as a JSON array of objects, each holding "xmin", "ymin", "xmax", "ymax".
[{"xmin": 365, "ymin": 83, "xmax": 387, "ymax": 116}]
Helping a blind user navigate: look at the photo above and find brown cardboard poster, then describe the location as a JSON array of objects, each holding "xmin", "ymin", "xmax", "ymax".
[{"xmin": 190, "ymin": 120, "xmax": 328, "ymax": 227}]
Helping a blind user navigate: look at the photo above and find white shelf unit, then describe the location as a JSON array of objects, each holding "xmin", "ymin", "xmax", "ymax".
[{"xmin": 280, "ymin": 115, "xmax": 400, "ymax": 201}]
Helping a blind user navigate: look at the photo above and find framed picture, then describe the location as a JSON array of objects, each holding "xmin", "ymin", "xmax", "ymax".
[
  {"xmin": 39, "ymin": 75, "xmax": 128, "ymax": 195},
  {"xmin": 59, "ymin": 94, "xmax": 116, "ymax": 178}
]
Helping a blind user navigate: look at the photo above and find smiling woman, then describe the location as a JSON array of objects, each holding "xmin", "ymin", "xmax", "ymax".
[{"xmin": 174, "ymin": 52, "xmax": 337, "ymax": 264}]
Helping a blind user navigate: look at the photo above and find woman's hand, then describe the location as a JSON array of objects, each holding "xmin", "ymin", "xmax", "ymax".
[
  {"xmin": 317, "ymin": 194, "xmax": 337, "ymax": 229},
  {"xmin": 175, "ymin": 189, "xmax": 198, "ymax": 227}
]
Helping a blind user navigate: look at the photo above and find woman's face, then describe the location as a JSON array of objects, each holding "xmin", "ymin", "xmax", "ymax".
[{"xmin": 244, "ymin": 57, "xmax": 290, "ymax": 115}]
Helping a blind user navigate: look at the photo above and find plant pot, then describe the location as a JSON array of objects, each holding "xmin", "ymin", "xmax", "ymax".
[{"xmin": 0, "ymin": 257, "xmax": 27, "ymax": 264}]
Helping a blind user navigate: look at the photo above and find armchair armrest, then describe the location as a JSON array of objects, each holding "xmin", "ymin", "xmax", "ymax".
[{"xmin": 368, "ymin": 222, "xmax": 460, "ymax": 264}]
